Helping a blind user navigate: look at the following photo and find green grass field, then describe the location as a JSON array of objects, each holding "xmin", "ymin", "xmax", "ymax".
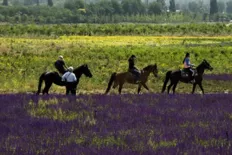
[{"xmin": 0, "ymin": 36, "xmax": 231, "ymax": 94}]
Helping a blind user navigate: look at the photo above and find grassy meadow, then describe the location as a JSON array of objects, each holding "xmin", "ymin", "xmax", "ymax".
[{"xmin": 0, "ymin": 35, "xmax": 231, "ymax": 94}]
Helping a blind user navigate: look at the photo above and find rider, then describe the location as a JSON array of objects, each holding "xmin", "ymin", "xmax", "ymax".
[
  {"xmin": 62, "ymin": 66, "xmax": 77, "ymax": 95},
  {"xmin": 128, "ymin": 55, "xmax": 141, "ymax": 83},
  {"xmin": 54, "ymin": 55, "xmax": 68, "ymax": 75},
  {"xmin": 183, "ymin": 52, "xmax": 195, "ymax": 83}
]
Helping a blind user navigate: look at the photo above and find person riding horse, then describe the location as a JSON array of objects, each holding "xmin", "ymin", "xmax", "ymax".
[
  {"xmin": 128, "ymin": 55, "xmax": 141, "ymax": 83},
  {"xmin": 54, "ymin": 55, "xmax": 68, "ymax": 75},
  {"xmin": 183, "ymin": 53, "xmax": 195, "ymax": 83}
]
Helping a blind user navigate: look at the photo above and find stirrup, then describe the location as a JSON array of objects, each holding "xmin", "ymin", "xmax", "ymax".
[{"xmin": 190, "ymin": 79, "xmax": 195, "ymax": 84}]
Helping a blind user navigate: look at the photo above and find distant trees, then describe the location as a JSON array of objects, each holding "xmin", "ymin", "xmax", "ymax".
[
  {"xmin": 64, "ymin": 0, "xmax": 84, "ymax": 10},
  {"xmin": 148, "ymin": 2, "xmax": 162, "ymax": 15},
  {"xmin": 2, "ymin": 0, "xmax": 8, "ymax": 6},
  {"xmin": 111, "ymin": 0, "xmax": 123, "ymax": 14},
  {"xmin": 217, "ymin": 1, "xmax": 225, "ymax": 13},
  {"xmin": 210, "ymin": 0, "xmax": 218, "ymax": 15},
  {"xmin": 169, "ymin": 0, "xmax": 176, "ymax": 12},
  {"xmin": 226, "ymin": 0, "xmax": 232, "ymax": 14},
  {"xmin": 1, "ymin": 0, "xmax": 232, "ymax": 24},
  {"xmin": 157, "ymin": 0, "xmax": 166, "ymax": 12},
  {"xmin": 121, "ymin": 0, "xmax": 145, "ymax": 15},
  {"xmin": 48, "ymin": 0, "xmax": 53, "ymax": 6},
  {"xmin": 188, "ymin": 1, "xmax": 198, "ymax": 13}
]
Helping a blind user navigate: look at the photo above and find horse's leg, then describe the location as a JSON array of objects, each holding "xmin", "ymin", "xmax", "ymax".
[
  {"xmin": 42, "ymin": 83, "xmax": 47, "ymax": 94},
  {"xmin": 191, "ymin": 83, "xmax": 197, "ymax": 94},
  {"xmin": 118, "ymin": 84, "xmax": 123, "ymax": 94},
  {"xmin": 172, "ymin": 82, "xmax": 178, "ymax": 94},
  {"xmin": 43, "ymin": 81, "xmax": 52, "ymax": 94},
  {"xmin": 138, "ymin": 84, "xmax": 142, "ymax": 94},
  {"xmin": 141, "ymin": 83, "xmax": 149, "ymax": 91},
  {"xmin": 198, "ymin": 82, "xmax": 204, "ymax": 95},
  {"xmin": 167, "ymin": 81, "xmax": 174, "ymax": 94},
  {"xmin": 113, "ymin": 82, "xmax": 118, "ymax": 89}
]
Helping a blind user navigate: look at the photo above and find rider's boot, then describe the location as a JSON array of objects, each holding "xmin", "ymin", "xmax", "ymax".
[
  {"xmin": 135, "ymin": 77, "xmax": 141, "ymax": 84},
  {"xmin": 190, "ymin": 79, "xmax": 195, "ymax": 84}
]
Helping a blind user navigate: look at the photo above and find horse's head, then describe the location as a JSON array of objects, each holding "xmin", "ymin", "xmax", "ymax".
[
  {"xmin": 152, "ymin": 64, "xmax": 158, "ymax": 77},
  {"xmin": 202, "ymin": 59, "xmax": 213, "ymax": 71},
  {"xmin": 82, "ymin": 64, "xmax": 93, "ymax": 78},
  {"xmin": 143, "ymin": 64, "xmax": 158, "ymax": 77}
]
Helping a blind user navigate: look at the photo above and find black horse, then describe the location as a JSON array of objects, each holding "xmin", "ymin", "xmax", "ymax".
[
  {"xmin": 37, "ymin": 64, "xmax": 93, "ymax": 95},
  {"xmin": 162, "ymin": 59, "xmax": 213, "ymax": 94}
]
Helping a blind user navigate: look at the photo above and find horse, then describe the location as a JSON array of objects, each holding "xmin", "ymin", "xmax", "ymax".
[
  {"xmin": 105, "ymin": 64, "xmax": 158, "ymax": 94},
  {"xmin": 37, "ymin": 64, "xmax": 93, "ymax": 95},
  {"xmin": 161, "ymin": 59, "xmax": 213, "ymax": 94}
]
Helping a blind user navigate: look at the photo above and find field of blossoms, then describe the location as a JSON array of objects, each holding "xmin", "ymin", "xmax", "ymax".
[{"xmin": 1, "ymin": 93, "xmax": 232, "ymax": 154}]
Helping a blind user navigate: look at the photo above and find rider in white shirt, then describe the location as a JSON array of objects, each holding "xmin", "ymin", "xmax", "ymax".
[{"xmin": 62, "ymin": 66, "xmax": 77, "ymax": 95}]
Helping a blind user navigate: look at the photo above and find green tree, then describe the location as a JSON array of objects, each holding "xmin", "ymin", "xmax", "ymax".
[
  {"xmin": 64, "ymin": 0, "xmax": 84, "ymax": 11},
  {"xmin": 210, "ymin": 0, "xmax": 218, "ymax": 15},
  {"xmin": 148, "ymin": 2, "xmax": 162, "ymax": 15},
  {"xmin": 111, "ymin": 0, "xmax": 122, "ymax": 14},
  {"xmin": 169, "ymin": 0, "xmax": 176, "ymax": 12},
  {"xmin": 217, "ymin": 1, "xmax": 225, "ymax": 13},
  {"xmin": 121, "ymin": 0, "xmax": 145, "ymax": 15},
  {"xmin": 48, "ymin": 0, "xmax": 53, "ymax": 7},
  {"xmin": 24, "ymin": 0, "xmax": 33, "ymax": 5},
  {"xmin": 188, "ymin": 1, "xmax": 199, "ymax": 13},
  {"xmin": 157, "ymin": 0, "xmax": 166, "ymax": 11},
  {"xmin": 2, "ymin": 0, "xmax": 8, "ymax": 5},
  {"xmin": 35, "ymin": 0, "xmax": 39, "ymax": 6},
  {"xmin": 226, "ymin": 0, "xmax": 232, "ymax": 13},
  {"xmin": 95, "ymin": 0, "xmax": 114, "ymax": 15}
]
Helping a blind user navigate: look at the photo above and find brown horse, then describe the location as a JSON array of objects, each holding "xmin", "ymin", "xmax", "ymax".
[{"xmin": 105, "ymin": 64, "xmax": 158, "ymax": 94}]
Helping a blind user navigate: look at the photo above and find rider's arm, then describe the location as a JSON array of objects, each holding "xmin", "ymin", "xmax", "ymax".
[
  {"xmin": 62, "ymin": 61, "xmax": 68, "ymax": 69},
  {"xmin": 73, "ymin": 73, "xmax": 77, "ymax": 82}
]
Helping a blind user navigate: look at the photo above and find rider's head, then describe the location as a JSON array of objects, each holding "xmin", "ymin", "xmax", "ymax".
[
  {"xmin": 131, "ymin": 55, "xmax": 136, "ymax": 58},
  {"xmin": 185, "ymin": 53, "xmax": 190, "ymax": 58},
  {"xmin": 130, "ymin": 55, "xmax": 136, "ymax": 60},
  {"xmin": 59, "ymin": 55, "xmax": 64, "ymax": 60},
  {"xmin": 68, "ymin": 66, "xmax": 73, "ymax": 72}
]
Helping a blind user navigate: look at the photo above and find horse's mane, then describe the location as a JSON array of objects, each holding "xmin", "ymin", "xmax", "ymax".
[
  {"xmin": 143, "ymin": 65, "xmax": 153, "ymax": 71},
  {"xmin": 73, "ymin": 64, "xmax": 87, "ymax": 72},
  {"xmin": 196, "ymin": 60, "xmax": 206, "ymax": 69}
]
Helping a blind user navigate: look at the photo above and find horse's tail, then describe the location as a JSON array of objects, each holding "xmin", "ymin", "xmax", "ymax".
[
  {"xmin": 37, "ymin": 72, "xmax": 46, "ymax": 95},
  {"xmin": 162, "ymin": 71, "xmax": 172, "ymax": 93},
  {"xmin": 105, "ymin": 72, "xmax": 116, "ymax": 94}
]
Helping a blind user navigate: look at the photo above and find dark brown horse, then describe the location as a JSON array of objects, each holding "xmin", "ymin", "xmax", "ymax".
[
  {"xmin": 105, "ymin": 64, "xmax": 158, "ymax": 94},
  {"xmin": 37, "ymin": 64, "xmax": 93, "ymax": 95},
  {"xmin": 162, "ymin": 59, "xmax": 213, "ymax": 94}
]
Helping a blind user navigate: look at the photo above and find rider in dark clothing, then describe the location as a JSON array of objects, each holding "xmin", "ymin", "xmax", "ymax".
[
  {"xmin": 128, "ymin": 55, "xmax": 141, "ymax": 83},
  {"xmin": 54, "ymin": 55, "xmax": 67, "ymax": 75}
]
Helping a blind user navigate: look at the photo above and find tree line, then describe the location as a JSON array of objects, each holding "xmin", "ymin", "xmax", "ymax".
[{"xmin": 1, "ymin": 0, "xmax": 232, "ymax": 23}]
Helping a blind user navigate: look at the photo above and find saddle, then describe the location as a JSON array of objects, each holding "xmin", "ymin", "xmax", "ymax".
[
  {"xmin": 128, "ymin": 69, "xmax": 141, "ymax": 83},
  {"xmin": 181, "ymin": 68, "xmax": 197, "ymax": 79}
]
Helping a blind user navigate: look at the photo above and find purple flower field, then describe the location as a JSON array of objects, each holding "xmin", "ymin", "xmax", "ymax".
[
  {"xmin": 204, "ymin": 74, "xmax": 232, "ymax": 81},
  {"xmin": 1, "ymin": 93, "xmax": 232, "ymax": 154}
]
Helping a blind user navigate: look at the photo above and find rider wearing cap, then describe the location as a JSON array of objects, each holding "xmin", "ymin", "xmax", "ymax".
[
  {"xmin": 54, "ymin": 55, "xmax": 68, "ymax": 75},
  {"xmin": 62, "ymin": 66, "xmax": 77, "ymax": 95},
  {"xmin": 128, "ymin": 55, "xmax": 141, "ymax": 83}
]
